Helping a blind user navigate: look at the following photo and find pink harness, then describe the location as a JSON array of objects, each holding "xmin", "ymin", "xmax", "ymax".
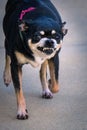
[{"xmin": 19, "ymin": 7, "xmax": 36, "ymax": 20}]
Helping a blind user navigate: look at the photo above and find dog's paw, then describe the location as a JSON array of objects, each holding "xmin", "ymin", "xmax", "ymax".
[
  {"xmin": 17, "ymin": 109, "xmax": 28, "ymax": 120},
  {"xmin": 48, "ymin": 79, "xmax": 59, "ymax": 93},
  {"xmin": 42, "ymin": 90, "xmax": 53, "ymax": 99},
  {"xmin": 3, "ymin": 70, "xmax": 11, "ymax": 86}
]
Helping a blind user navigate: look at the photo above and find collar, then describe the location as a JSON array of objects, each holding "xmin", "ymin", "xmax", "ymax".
[
  {"xmin": 19, "ymin": 30, "xmax": 24, "ymax": 42},
  {"xmin": 19, "ymin": 7, "xmax": 36, "ymax": 20}
]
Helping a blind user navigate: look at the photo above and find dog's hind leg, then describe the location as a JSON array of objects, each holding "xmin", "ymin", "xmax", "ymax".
[
  {"xmin": 11, "ymin": 58, "xmax": 28, "ymax": 120},
  {"xmin": 40, "ymin": 60, "xmax": 53, "ymax": 99},
  {"xmin": 48, "ymin": 53, "xmax": 60, "ymax": 93},
  {"xmin": 3, "ymin": 39, "xmax": 11, "ymax": 86},
  {"xmin": 3, "ymin": 55, "xmax": 11, "ymax": 86}
]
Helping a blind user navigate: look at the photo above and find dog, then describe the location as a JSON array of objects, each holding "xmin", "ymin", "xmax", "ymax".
[{"xmin": 3, "ymin": 0, "xmax": 67, "ymax": 120}]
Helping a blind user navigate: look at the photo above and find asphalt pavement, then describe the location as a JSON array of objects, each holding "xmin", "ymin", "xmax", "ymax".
[{"xmin": 0, "ymin": 0, "xmax": 87, "ymax": 130}]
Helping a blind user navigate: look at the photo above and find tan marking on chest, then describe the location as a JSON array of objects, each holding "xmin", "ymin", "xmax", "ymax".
[{"xmin": 15, "ymin": 51, "xmax": 45, "ymax": 67}]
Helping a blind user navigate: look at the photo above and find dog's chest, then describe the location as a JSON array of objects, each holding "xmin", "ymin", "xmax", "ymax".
[
  {"xmin": 15, "ymin": 51, "xmax": 47, "ymax": 67},
  {"xmin": 34, "ymin": 56, "xmax": 47, "ymax": 67}
]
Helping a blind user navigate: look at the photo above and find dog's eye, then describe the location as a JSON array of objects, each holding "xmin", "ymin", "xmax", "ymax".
[
  {"xmin": 53, "ymin": 34, "xmax": 61, "ymax": 43},
  {"xmin": 56, "ymin": 35, "xmax": 60, "ymax": 40},
  {"xmin": 33, "ymin": 35, "xmax": 41, "ymax": 43},
  {"xmin": 53, "ymin": 34, "xmax": 59, "ymax": 40}
]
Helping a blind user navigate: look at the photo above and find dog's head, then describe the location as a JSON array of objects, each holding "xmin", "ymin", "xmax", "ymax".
[{"xmin": 19, "ymin": 17, "xmax": 67, "ymax": 59}]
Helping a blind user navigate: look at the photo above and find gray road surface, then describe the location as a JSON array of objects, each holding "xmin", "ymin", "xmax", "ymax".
[{"xmin": 0, "ymin": 0, "xmax": 87, "ymax": 130}]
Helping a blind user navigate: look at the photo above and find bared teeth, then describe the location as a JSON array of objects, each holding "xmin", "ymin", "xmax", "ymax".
[
  {"xmin": 43, "ymin": 48, "xmax": 54, "ymax": 51},
  {"xmin": 37, "ymin": 46, "xmax": 55, "ymax": 54}
]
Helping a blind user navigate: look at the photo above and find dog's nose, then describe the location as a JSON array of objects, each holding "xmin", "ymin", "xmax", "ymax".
[{"xmin": 45, "ymin": 39, "xmax": 54, "ymax": 48}]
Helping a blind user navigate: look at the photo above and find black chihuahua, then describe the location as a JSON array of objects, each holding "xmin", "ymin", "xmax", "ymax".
[{"xmin": 3, "ymin": 0, "xmax": 67, "ymax": 120}]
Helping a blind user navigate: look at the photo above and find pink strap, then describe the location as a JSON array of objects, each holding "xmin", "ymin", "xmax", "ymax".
[{"xmin": 19, "ymin": 7, "xmax": 36, "ymax": 20}]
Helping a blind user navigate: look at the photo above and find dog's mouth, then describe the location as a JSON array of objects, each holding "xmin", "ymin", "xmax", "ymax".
[{"xmin": 37, "ymin": 47, "xmax": 56, "ymax": 55}]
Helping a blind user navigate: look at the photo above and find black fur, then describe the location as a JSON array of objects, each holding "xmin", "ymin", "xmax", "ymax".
[
  {"xmin": 3, "ymin": 0, "xmax": 67, "ymax": 119},
  {"xmin": 3, "ymin": 0, "xmax": 64, "ymax": 86},
  {"xmin": 3, "ymin": 0, "xmax": 63, "ymax": 55}
]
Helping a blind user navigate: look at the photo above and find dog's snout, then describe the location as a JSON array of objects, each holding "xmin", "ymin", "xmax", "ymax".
[
  {"xmin": 46, "ymin": 39, "xmax": 54, "ymax": 45},
  {"xmin": 45, "ymin": 39, "xmax": 54, "ymax": 48}
]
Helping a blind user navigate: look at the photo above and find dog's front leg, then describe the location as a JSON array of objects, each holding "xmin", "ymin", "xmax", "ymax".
[
  {"xmin": 11, "ymin": 59, "xmax": 28, "ymax": 120},
  {"xmin": 40, "ymin": 60, "xmax": 53, "ymax": 99},
  {"xmin": 48, "ymin": 53, "xmax": 60, "ymax": 93}
]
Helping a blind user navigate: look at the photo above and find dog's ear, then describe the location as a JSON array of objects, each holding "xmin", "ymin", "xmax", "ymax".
[
  {"xmin": 19, "ymin": 21, "xmax": 29, "ymax": 31},
  {"xmin": 62, "ymin": 22, "xmax": 68, "ymax": 36},
  {"xmin": 62, "ymin": 28, "xmax": 68, "ymax": 36}
]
